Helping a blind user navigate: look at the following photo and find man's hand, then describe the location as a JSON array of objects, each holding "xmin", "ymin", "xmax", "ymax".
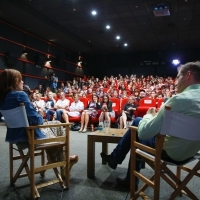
[{"xmin": 146, "ymin": 107, "xmax": 157, "ymax": 116}]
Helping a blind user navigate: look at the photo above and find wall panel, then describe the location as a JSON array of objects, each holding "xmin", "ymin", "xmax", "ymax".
[
  {"xmin": 3, "ymin": 24, "xmax": 23, "ymax": 44},
  {"xmin": 0, "ymin": 20, "xmax": 86, "ymax": 89},
  {"xmin": 26, "ymin": 35, "xmax": 48, "ymax": 53}
]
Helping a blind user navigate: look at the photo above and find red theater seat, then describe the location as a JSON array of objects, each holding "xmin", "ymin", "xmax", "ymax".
[
  {"xmin": 66, "ymin": 97, "xmax": 73, "ymax": 105},
  {"xmin": 120, "ymin": 98, "xmax": 128, "ymax": 113},
  {"xmin": 110, "ymin": 97, "xmax": 120, "ymax": 124},
  {"xmin": 136, "ymin": 98, "xmax": 157, "ymax": 117},
  {"xmin": 157, "ymin": 98, "xmax": 164, "ymax": 110}
]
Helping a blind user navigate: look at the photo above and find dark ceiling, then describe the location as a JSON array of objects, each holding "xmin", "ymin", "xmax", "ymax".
[{"xmin": 0, "ymin": 0, "xmax": 200, "ymax": 54}]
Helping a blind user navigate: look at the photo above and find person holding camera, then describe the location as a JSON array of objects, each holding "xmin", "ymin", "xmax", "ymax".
[{"xmin": 49, "ymin": 72, "xmax": 58, "ymax": 93}]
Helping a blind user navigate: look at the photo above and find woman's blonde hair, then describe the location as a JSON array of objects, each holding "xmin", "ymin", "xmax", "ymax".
[{"xmin": 0, "ymin": 69, "xmax": 22, "ymax": 102}]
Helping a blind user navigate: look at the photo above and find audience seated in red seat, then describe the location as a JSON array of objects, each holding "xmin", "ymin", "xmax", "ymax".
[{"xmin": 79, "ymin": 94, "xmax": 101, "ymax": 133}]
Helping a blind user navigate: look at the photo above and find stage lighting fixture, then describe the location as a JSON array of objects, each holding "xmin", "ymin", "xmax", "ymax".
[{"xmin": 172, "ymin": 59, "xmax": 180, "ymax": 65}]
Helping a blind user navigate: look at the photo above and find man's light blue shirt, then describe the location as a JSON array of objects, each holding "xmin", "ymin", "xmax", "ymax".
[{"xmin": 138, "ymin": 84, "xmax": 200, "ymax": 161}]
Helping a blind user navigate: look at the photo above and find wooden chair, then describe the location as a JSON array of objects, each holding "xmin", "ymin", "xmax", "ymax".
[
  {"xmin": 0, "ymin": 103, "xmax": 71, "ymax": 199},
  {"xmin": 129, "ymin": 106, "xmax": 200, "ymax": 200}
]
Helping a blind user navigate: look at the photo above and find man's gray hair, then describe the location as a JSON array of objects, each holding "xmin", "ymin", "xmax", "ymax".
[{"xmin": 179, "ymin": 61, "xmax": 200, "ymax": 81}]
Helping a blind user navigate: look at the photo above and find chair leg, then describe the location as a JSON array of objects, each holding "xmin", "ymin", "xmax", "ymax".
[
  {"xmin": 176, "ymin": 166, "xmax": 182, "ymax": 197},
  {"xmin": 45, "ymin": 148, "xmax": 66, "ymax": 189},
  {"xmin": 40, "ymin": 150, "xmax": 46, "ymax": 177},
  {"xmin": 153, "ymin": 160, "xmax": 161, "ymax": 199},
  {"xmin": 12, "ymin": 152, "xmax": 29, "ymax": 183},
  {"xmin": 9, "ymin": 144, "xmax": 14, "ymax": 185},
  {"xmin": 30, "ymin": 143, "xmax": 36, "ymax": 200}
]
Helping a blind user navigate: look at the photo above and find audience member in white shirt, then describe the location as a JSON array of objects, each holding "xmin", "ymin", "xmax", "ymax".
[
  {"xmin": 54, "ymin": 92, "xmax": 70, "ymax": 122},
  {"xmin": 32, "ymin": 93, "xmax": 45, "ymax": 116},
  {"xmin": 64, "ymin": 94, "xmax": 84, "ymax": 122}
]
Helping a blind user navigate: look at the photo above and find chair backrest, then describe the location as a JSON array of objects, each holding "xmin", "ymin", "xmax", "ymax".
[
  {"xmin": 103, "ymin": 88, "xmax": 109, "ymax": 93},
  {"xmin": 79, "ymin": 97, "xmax": 89, "ymax": 109},
  {"xmin": 86, "ymin": 94, "xmax": 92, "ymax": 100},
  {"xmin": 110, "ymin": 97, "xmax": 120, "ymax": 112},
  {"xmin": 156, "ymin": 98, "xmax": 164, "ymax": 109},
  {"xmin": 160, "ymin": 107, "xmax": 200, "ymax": 141},
  {"xmin": 66, "ymin": 97, "xmax": 73, "ymax": 105},
  {"xmin": 139, "ymin": 98, "xmax": 156, "ymax": 107},
  {"xmin": 0, "ymin": 104, "xmax": 29, "ymax": 128},
  {"xmin": 120, "ymin": 98, "xmax": 128, "ymax": 112}
]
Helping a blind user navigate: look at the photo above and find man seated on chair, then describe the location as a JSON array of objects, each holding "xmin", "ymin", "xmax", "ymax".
[
  {"xmin": 55, "ymin": 92, "xmax": 70, "ymax": 122},
  {"xmin": 45, "ymin": 91, "xmax": 56, "ymax": 120},
  {"xmin": 46, "ymin": 92, "xmax": 70, "ymax": 122},
  {"xmin": 101, "ymin": 61, "xmax": 200, "ymax": 189}
]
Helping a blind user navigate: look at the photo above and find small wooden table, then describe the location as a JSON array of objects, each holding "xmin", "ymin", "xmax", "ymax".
[{"xmin": 87, "ymin": 128, "xmax": 127, "ymax": 178}]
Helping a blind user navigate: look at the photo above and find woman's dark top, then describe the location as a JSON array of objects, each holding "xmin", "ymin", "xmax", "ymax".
[
  {"xmin": 100, "ymin": 101, "xmax": 113, "ymax": 112},
  {"xmin": 87, "ymin": 101, "xmax": 101, "ymax": 110},
  {"xmin": 122, "ymin": 103, "xmax": 137, "ymax": 120}
]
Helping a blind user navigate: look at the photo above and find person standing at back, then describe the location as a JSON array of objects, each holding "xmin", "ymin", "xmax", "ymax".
[{"xmin": 49, "ymin": 72, "xmax": 58, "ymax": 93}]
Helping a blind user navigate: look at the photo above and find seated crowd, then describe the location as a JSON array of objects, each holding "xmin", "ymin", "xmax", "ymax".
[
  {"xmin": 29, "ymin": 74, "xmax": 177, "ymax": 130},
  {"xmin": 1, "ymin": 61, "xmax": 200, "ymax": 196}
]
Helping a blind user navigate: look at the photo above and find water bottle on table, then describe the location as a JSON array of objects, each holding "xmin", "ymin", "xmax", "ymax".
[
  {"xmin": 104, "ymin": 120, "xmax": 110, "ymax": 134},
  {"xmin": 99, "ymin": 122, "xmax": 104, "ymax": 132}
]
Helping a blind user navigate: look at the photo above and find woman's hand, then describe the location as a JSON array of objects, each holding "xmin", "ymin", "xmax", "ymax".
[{"xmin": 128, "ymin": 107, "xmax": 136, "ymax": 111}]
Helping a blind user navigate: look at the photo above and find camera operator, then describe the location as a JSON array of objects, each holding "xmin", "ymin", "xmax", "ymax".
[{"xmin": 49, "ymin": 72, "xmax": 58, "ymax": 93}]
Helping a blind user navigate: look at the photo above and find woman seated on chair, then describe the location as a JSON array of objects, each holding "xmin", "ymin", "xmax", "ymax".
[
  {"xmin": 118, "ymin": 96, "xmax": 137, "ymax": 129},
  {"xmin": 99, "ymin": 95, "xmax": 115, "ymax": 127},
  {"xmin": 0, "ymin": 69, "xmax": 78, "ymax": 177},
  {"xmin": 79, "ymin": 94, "xmax": 101, "ymax": 133}
]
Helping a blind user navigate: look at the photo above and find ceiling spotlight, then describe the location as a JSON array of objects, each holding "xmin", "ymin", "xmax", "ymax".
[
  {"xmin": 91, "ymin": 10, "xmax": 97, "ymax": 15},
  {"xmin": 106, "ymin": 25, "xmax": 110, "ymax": 29},
  {"xmin": 116, "ymin": 36, "xmax": 120, "ymax": 40},
  {"xmin": 124, "ymin": 43, "xmax": 128, "ymax": 47},
  {"xmin": 172, "ymin": 59, "xmax": 180, "ymax": 65}
]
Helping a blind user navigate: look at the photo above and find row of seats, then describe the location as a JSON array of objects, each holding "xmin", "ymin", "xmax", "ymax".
[{"xmin": 42, "ymin": 97, "xmax": 164, "ymax": 129}]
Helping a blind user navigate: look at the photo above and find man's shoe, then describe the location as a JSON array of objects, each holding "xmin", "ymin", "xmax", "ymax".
[
  {"xmin": 116, "ymin": 177, "xmax": 130, "ymax": 187},
  {"xmin": 116, "ymin": 177, "xmax": 138, "ymax": 191},
  {"xmin": 100, "ymin": 152, "xmax": 117, "ymax": 169}
]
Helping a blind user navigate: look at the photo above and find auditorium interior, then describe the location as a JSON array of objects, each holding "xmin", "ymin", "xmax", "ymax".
[{"xmin": 0, "ymin": 0, "xmax": 200, "ymax": 199}]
